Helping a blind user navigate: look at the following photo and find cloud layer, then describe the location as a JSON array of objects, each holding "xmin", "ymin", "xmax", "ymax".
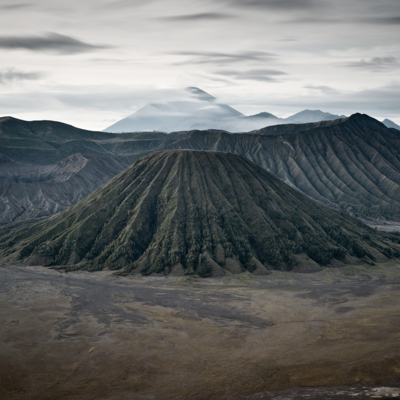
[
  {"xmin": 346, "ymin": 56, "xmax": 398, "ymax": 71},
  {"xmin": 172, "ymin": 51, "xmax": 278, "ymax": 65},
  {"xmin": 158, "ymin": 12, "xmax": 233, "ymax": 21},
  {"xmin": 215, "ymin": 69, "xmax": 287, "ymax": 82},
  {"xmin": 0, "ymin": 32, "xmax": 111, "ymax": 54},
  {"xmin": 0, "ymin": 0, "xmax": 399, "ymax": 128},
  {"xmin": 226, "ymin": 0, "xmax": 319, "ymax": 10},
  {"xmin": 0, "ymin": 3, "xmax": 33, "ymax": 10},
  {"xmin": 0, "ymin": 68, "xmax": 42, "ymax": 84}
]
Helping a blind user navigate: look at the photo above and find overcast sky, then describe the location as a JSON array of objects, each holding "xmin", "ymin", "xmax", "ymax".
[{"xmin": 0, "ymin": 0, "xmax": 399, "ymax": 130}]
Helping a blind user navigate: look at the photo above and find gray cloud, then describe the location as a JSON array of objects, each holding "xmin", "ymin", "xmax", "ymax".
[
  {"xmin": 215, "ymin": 68, "xmax": 287, "ymax": 82},
  {"xmin": 287, "ymin": 15, "xmax": 400, "ymax": 25},
  {"xmin": 346, "ymin": 56, "xmax": 398, "ymax": 71},
  {"xmin": 284, "ymin": 17, "xmax": 340, "ymax": 24},
  {"xmin": 0, "ymin": 0, "xmax": 399, "ymax": 128},
  {"xmin": 102, "ymin": 0, "xmax": 152, "ymax": 8},
  {"xmin": 364, "ymin": 16, "xmax": 400, "ymax": 24},
  {"xmin": 305, "ymin": 84, "xmax": 339, "ymax": 95},
  {"xmin": 0, "ymin": 32, "xmax": 112, "ymax": 54},
  {"xmin": 158, "ymin": 12, "xmax": 233, "ymax": 22},
  {"xmin": 226, "ymin": 0, "xmax": 320, "ymax": 10},
  {"xmin": 0, "ymin": 3, "xmax": 32, "ymax": 10},
  {"xmin": 0, "ymin": 68, "xmax": 42, "ymax": 84},
  {"xmin": 90, "ymin": 58, "xmax": 133, "ymax": 64},
  {"xmin": 324, "ymin": 84, "xmax": 400, "ymax": 114},
  {"xmin": 39, "ymin": 86, "xmax": 200, "ymax": 111},
  {"xmin": 171, "ymin": 50, "xmax": 278, "ymax": 65}
]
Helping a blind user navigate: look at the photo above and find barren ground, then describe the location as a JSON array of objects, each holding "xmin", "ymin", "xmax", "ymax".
[{"xmin": 1, "ymin": 263, "xmax": 400, "ymax": 399}]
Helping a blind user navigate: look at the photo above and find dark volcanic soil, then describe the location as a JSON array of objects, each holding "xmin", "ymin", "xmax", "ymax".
[{"xmin": 1, "ymin": 264, "xmax": 400, "ymax": 399}]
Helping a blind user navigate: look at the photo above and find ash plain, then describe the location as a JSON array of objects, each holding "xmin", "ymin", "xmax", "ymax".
[{"xmin": 1, "ymin": 263, "xmax": 400, "ymax": 399}]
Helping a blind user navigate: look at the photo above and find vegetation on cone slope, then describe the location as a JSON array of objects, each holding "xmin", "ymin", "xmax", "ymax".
[{"xmin": 1, "ymin": 150, "xmax": 400, "ymax": 276}]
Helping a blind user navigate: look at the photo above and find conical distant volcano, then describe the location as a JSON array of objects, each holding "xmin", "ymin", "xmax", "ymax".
[
  {"xmin": 103, "ymin": 87, "xmax": 243, "ymax": 133},
  {"xmin": 1, "ymin": 150, "xmax": 399, "ymax": 276}
]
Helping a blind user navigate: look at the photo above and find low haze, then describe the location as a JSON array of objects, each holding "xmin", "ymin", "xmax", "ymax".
[{"xmin": 0, "ymin": 0, "xmax": 399, "ymax": 129}]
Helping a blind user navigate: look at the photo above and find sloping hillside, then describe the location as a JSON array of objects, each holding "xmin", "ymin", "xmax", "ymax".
[
  {"xmin": 0, "ymin": 153, "xmax": 139, "ymax": 226},
  {"xmin": 164, "ymin": 114, "xmax": 400, "ymax": 220},
  {"xmin": 1, "ymin": 151, "xmax": 399, "ymax": 276},
  {"xmin": 2, "ymin": 113, "xmax": 400, "ymax": 225}
]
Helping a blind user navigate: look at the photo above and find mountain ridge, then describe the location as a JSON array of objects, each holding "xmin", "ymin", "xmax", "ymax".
[
  {"xmin": 288, "ymin": 109, "xmax": 346, "ymax": 123},
  {"xmin": 0, "ymin": 153, "xmax": 140, "ymax": 226},
  {"xmin": 2, "ymin": 150, "xmax": 399, "ymax": 276},
  {"xmin": 2, "ymin": 113, "xmax": 400, "ymax": 226},
  {"xmin": 103, "ymin": 88, "xmax": 346, "ymax": 133},
  {"xmin": 383, "ymin": 118, "xmax": 400, "ymax": 130}
]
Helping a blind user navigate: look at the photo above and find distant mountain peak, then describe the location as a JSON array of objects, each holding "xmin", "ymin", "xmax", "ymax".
[
  {"xmin": 104, "ymin": 89, "xmax": 354, "ymax": 133},
  {"xmin": 346, "ymin": 113, "xmax": 385, "ymax": 125},
  {"xmin": 185, "ymin": 87, "xmax": 215, "ymax": 102},
  {"xmin": 247, "ymin": 112, "xmax": 279, "ymax": 119},
  {"xmin": 383, "ymin": 118, "xmax": 400, "ymax": 130},
  {"xmin": 289, "ymin": 109, "xmax": 346, "ymax": 123},
  {"xmin": 104, "ymin": 88, "xmax": 242, "ymax": 133}
]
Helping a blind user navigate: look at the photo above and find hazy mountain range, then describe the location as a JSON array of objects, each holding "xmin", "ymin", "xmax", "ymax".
[
  {"xmin": 1, "ymin": 113, "xmax": 400, "ymax": 228},
  {"xmin": 104, "ymin": 87, "xmax": 347, "ymax": 133},
  {"xmin": 383, "ymin": 118, "xmax": 400, "ymax": 130}
]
